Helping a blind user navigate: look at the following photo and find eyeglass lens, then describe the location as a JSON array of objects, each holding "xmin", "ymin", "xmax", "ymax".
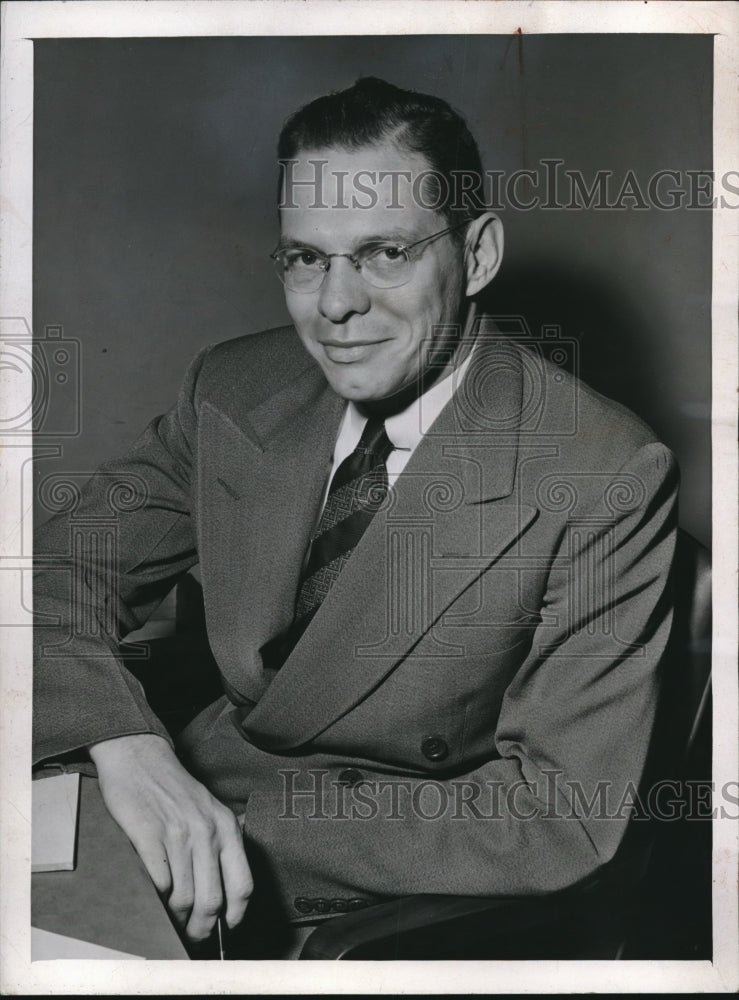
[{"xmin": 274, "ymin": 245, "xmax": 412, "ymax": 292}]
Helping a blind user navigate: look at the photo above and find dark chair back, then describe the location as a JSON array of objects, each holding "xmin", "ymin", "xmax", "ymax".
[{"xmin": 619, "ymin": 528, "xmax": 712, "ymax": 959}]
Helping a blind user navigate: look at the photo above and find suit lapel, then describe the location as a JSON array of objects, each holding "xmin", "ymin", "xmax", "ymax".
[
  {"xmin": 200, "ymin": 365, "xmax": 344, "ymax": 702},
  {"xmin": 241, "ymin": 337, "xmax": 540, "ymax": 750}
]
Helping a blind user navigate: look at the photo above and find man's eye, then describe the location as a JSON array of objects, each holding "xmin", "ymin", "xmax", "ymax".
[
  {"xmin": 285, "ymin": 250, "xmax": 320, "ymax": 267},
  {"xmin": 367, "ymin": 245, "xmax": 407, "ymax": 263}
]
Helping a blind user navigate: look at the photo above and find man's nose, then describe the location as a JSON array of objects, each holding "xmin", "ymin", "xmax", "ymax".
[{"xmin": 317, "ymin": 257, "xmax": 371, "ymax": 323}]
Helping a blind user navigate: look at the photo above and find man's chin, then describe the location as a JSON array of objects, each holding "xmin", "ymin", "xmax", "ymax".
[
  {"xmin": 324, "ymin": 373, "xmax": 429, "ymax": 418},
  {"xmin": 317, "ymin": 364, "xmax": 385, "ymax": 402},
  {"xmin": 326, "ymin": 380, "xmax": 387, "ymax": 403}
]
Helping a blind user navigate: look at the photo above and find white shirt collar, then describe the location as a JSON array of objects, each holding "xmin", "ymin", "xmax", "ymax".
[{"xmin": 341, "ymin": 345, "xmax": 475, "ymax": 455}]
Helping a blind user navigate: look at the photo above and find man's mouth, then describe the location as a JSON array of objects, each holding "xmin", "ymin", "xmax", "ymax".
[{"xmin": 321, "ymin": 339, "xmax": 388, "ymax": 363}]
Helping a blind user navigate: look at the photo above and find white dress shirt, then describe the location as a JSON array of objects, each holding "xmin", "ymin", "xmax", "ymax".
[{"xmin": 325, "ymin": 346, "xmax": 475, "ymax": 495}]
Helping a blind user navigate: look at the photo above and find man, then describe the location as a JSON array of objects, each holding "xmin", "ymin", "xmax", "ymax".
[{"xmin": 33, "ymin": 77, "xmax": 678, "ymax": 953}]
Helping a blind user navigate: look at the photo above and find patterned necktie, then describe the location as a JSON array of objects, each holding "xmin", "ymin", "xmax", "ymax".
[{"xmin": 260, "ymin": 416, "xmax": 393, "ymax": 671}]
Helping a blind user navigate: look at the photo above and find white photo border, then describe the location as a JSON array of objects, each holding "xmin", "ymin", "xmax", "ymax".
[{"xmin": 1, "ymin": 1, "xmax": 736, "ymax": 994}]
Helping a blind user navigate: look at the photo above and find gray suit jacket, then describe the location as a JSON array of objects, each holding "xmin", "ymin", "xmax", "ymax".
[{"xmin": 34, "ymin": 321, "xmax": 678, "ymax": 920}]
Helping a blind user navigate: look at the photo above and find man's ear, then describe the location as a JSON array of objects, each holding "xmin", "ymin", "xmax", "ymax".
[{"xmin": 463, "ymin": 212, "xmax": 504, "ymax": 297}]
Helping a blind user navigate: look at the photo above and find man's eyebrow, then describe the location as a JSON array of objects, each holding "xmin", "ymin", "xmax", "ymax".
[
  {"xmin": 274, "ymin": 237, "xmax": 324, "ymax": 252},
  {"xmin": 276, "ymin": 230, "xmax": 420, "ymax": 252},
  {"xmin": 357, "ymin": 231, "xmax": 418, "ymax": 245}
]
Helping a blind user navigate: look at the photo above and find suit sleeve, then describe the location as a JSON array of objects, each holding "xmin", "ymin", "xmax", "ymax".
[
  {"xmin": 32, "ymin": 345, "xmax": 211, "ymax": 765},
  {"xmin": 239, "ymin": 441, "xmax": 679, "ymax": 907}
]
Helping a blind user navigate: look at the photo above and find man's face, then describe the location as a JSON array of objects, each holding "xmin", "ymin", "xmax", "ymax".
[{"xmin": 277, "ymin": 142, "xmax": 468, "ymax": 403}]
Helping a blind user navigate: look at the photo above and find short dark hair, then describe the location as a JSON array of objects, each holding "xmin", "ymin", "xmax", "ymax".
[{"xmin": 277, "ymin": 76, "xmax": 485, "ymax": 230}]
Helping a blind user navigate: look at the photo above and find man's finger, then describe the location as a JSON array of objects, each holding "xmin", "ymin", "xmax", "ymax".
[
  {"xmin": 130, "ymin": 833, "xmax": 173, "ymax": 898},
  {"xmin": 164, "ymin": 840, "xmax": 196, "ymax": 930},
  {"xmin": 218, "ymin": 819, "xmax": 253, "ymax": 929},
  {"xmin": 187, "ymin": 838, "xmax": 224, "ymax": 941}
]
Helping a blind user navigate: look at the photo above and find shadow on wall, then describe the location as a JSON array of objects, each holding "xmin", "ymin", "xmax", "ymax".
[
  {"xmin": 482, "ymin": 260, "xmax": 658, "ymax": 411},
  {"xmin": 479, "ymin": 258, "xmax": 710, "ymax": 546}
]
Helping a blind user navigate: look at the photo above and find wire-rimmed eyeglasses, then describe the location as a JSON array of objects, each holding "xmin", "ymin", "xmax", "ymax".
[{"xmin": 270, "ymin": 220, "xmax": 469, "ymax": 293}]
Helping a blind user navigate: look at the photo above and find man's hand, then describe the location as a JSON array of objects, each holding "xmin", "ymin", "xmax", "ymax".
[{"xmin": 88, "ymin": 733, "xmax": 252, "ymax": 942}]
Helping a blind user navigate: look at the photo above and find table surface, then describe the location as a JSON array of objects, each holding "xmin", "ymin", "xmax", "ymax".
[{"xmin": 32, "ymin": 775, "xmax": 189, "ymax": 960}]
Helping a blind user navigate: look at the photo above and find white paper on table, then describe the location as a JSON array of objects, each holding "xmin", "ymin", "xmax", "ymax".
[
  {"xmin": 31, "ymin": 926, "xmax": 144, "ymax": 961},
  {"xmin": 32, "ymin": 772, "xmax": 81, "ymax": 872}
]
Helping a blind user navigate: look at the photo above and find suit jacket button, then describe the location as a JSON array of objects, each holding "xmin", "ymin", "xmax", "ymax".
[
  {"xmin": 421, "ymin": 735, "xmax": 449, "ymax": 761},
  {"xmin": 337, "ymin": 767, "xmax": 364, "ymax": 786}
]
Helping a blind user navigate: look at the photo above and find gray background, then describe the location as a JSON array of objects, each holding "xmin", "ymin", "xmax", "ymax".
[{"xmin": 33, "ymin": 35, "xmax": 712, "ymax": 544}]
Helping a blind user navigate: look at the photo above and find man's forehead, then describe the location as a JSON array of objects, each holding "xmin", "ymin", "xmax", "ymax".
[
  {"xmin": 278, "ymin": 142, "xmax": 444, "ymax": 239},
  {"xmin": 282, "ymin": 139, "xmax": 430, "ymax": 177}
]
